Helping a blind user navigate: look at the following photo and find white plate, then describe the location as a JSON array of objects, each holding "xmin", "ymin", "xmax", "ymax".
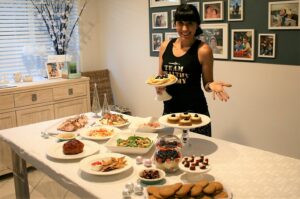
[
  {"xmin": 79, "ymin": 125, "xmax": 120, "ymax": 140},
  {"xmin": 105, "ymin": 132, "xmax": 157, "ymax": 154},
  {"xmin": 46, "ymin": 140, "xmax": 99, "ymax": 160},
  {"xmin": 138, "ymin": 168, "xmax": 166, "ymax": 183},
  {"xmin": 158, "ymin": 113, "xmax": 211, "ymax": 130},
  {"xmin": 56, "ymin": 132, "xmax": 77, "ymax": 141},
  {"xmin": 79, "ymin": 153, "xmax": 133, "ymax": 175},
  {"xmin": 135, "ymin": 117, "xmax": 165, "ymax": 133},
  {"xmin": 97, "ymin": 114, "xmax": 131, "ymax": 128}
]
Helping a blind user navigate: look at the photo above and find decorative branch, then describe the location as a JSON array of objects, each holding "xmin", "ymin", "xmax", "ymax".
[{"xmin": 29, "ymin": 0, "xmax": 88, "ymax": 55}]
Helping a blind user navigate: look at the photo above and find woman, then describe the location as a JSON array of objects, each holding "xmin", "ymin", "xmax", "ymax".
[{"xmin": 156, "ymin": 4, "xmax": 231, "ymax": 136}]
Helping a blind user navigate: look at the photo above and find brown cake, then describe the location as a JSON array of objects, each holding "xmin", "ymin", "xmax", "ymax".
[
  {"xmin": 63, "ymin": 139, "xmax": 84, "ymax": 155},
  {"xmin": 180, "ymin": 112, "xmax": 191, "ymax": 120},
  {"xmin": 179, "ymin": 118, "xmax": 192, "ymax": 126},
  {"xmin": 167, "ymin": 114, "xmax": 180, "ymax": 124},
  {"xmin": 191, "ymin": 114, "xmax": 202, "ymax": 124}
]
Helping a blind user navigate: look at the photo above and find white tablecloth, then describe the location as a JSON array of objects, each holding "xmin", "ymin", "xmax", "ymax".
[{"xmin": 0, "ymin": 113, "xmax": 300, "ymax": 199}]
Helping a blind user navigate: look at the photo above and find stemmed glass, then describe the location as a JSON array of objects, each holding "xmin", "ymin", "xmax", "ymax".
[{"xmin": 91, "ymin": 83, "xmax": 101, "ymax": 118}]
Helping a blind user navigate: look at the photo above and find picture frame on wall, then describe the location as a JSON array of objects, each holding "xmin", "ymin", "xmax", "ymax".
[
  {"xmin": 171, "ymin": 9, "xmax": 176, "ymax": 29},
  {"xmin": 202, "ymin": 1, "xmax": 224, "ymax": 21},
  {"xmin": 268, "ymin": 1, "xmax": 300, "ymax": 29},
  {"xmin": 149, "ymin": 0, "xmax": 180, "ymax": 8},
  {"xmin": 152, "ymin": 12, "xmax": 168, "ymax": 29},
  {"xmin": 187, "ymin": 2, "xmax": 200, "ymax": 12},
  {"xmin": 199, "ymin": 23, "xmax": 228, "ymax": 59},
  {"xmin": 231, "ymin": 29, "xmax": 255, "ymax": 61},
  {"xmin": 45, "ymin": 62, "xmax": 63, "ymax": 79},
  {"xmin": 228, "ymin": 0, "xmax": 243, "ymax": 21},
  {"xmin": 165, "ymin": 32, "xmax": 178, "ymax": 41},
  {"xmin": 258, "ymin": 33, "xmax": 276, "ymax": 58},
  {"xmin": 152, "ymin": 33, "xmax": 163, "ymax": 52}
]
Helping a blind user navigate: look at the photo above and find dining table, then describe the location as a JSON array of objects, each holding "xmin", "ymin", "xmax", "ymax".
[{"xmin": 0, "ymin": 112, "xmax": 300, "ymax": 199}]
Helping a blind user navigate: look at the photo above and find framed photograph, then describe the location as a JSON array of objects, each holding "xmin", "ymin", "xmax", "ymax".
[
  {"xmin": 228, "ymin": 0, "xmax": 243, "ymax": 21},
  {"xmin": 203, "ymin": 1, "xmax": 224, "ymax": 21},
  {"xmin": 45, "ymin": 62, "xmax": 63, "ymax": 79},
  {"xmin": 268, "ymin": 1, "xmax": 300, "ymax": 29},
  {"xmin": 165, "ymin": 32, "xmax": 179, "ymax": 41},
  {"xmin": 199, "ymin": 23, "xmax": 228, "ymax": 59},
  {"xmin": 152, "ymin": 12, "xmax": 168, "ymax": 29},
  {"xmin": 187, "ymin": 2, "xmax": 200, "ymax": 13},
  {"xmin": 231, "ymin": 29, "xmax": 255, "ymax": 61},
  {"xmin": 258, "ymin": 33, "xmax": 276, "ymax": 58},
  {"xmin": 150, "ymin": 0, "xmax": 180, "ymax": 8},
  {"xmin": 171, "ymin": 9, "xmax": 176, "ymax": 29},
  {"xmin": 152, "ymin": 33, "xmax": 163, "ymax": 52}
]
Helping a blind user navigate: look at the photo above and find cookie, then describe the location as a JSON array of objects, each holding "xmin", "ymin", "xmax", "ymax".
[
  {"xmin": 175, "ymin": 183, "xmax": 194, "ymax": 197},
  {"xmin": 147, "ymin": 186, "xmax": 163, "ymax": 199},
  {"xmin": 212, "ymin": 181, "xmax": 223, "ymax": 194},
  {"xmin": 159, "ymin": 183, "xmax": 182, "ymax": 198},
  {"xmin": 214, "ymin": 191, "xmax": 229, "ymax": 198},
  {"xmin": 190, "ymin": 184, "xmax": 204, "ymax": 196},
  {"xmin": 203, "ymin": 182, "xmax": 216, "ymax": 195},
  {"xmin": 196, "ymin": 179, "xmax": 209, "ymax": 188}
]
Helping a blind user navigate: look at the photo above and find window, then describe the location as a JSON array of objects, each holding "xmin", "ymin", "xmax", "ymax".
[{"xmin": 0, "ymin": 0, "xmax": 80, "ymax": 80}]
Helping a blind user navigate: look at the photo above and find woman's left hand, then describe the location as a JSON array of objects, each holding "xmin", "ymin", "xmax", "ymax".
[{"xmin": 209, "ymin": 81, "xmax": 232, "ymax": 101}]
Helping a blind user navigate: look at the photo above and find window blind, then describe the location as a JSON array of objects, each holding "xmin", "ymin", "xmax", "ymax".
[{"xmin": 0, "ymin": 0, "xmax": 80, "ymax": 79}]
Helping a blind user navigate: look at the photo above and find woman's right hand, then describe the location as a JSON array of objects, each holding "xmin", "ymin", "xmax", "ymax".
[{"xmin": 155, "ymin": 86, "xmax": 166, "ymax": 95}]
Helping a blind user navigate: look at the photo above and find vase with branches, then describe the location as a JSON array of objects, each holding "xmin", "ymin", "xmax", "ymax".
[{"xmin": 30, "ymin": 0, "xmax": 87, "ymax": 55}]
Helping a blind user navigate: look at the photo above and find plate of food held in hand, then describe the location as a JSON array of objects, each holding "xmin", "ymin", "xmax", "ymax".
[
  {"xmin": 146, "ymin": 73, "xmax": 177, "ymax": 87},
  {"xmin": 79, "ymin": 153, "xmax": 133, "ymax": 175},
  {"xmin": 98, "ymin": 113, "xmax": 130, "ymax": 127},
  {"xmin": 46, "ymin": 139, "xmax": 99, "ymax": 160},
  {"xmin": 79, "ymin": 125, "xmax": 120, "ymax": 141},
  {"xmin": 179, "ymin": 154, "xmax": 211, "ymax": 174},
  {"xmin": 105, "ymin": 132, "xmax": 157, "ymax": 154},
  {"xmin": 158, "ymin": 112, "xmax": 211, "ymax": 129}
]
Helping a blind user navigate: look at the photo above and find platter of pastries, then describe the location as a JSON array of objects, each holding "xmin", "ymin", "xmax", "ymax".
[
  {"xmin": 79, "ymin": 153, "xmax": 133, "ymax": 175},
  {"xmin": 98, "ymin": 113, "xmax": 130, "ymax": 127},
  {"xmin": 146, "ymin": 73, "xmax": 177, "ymax": 87},
  {"xmin": 79, "ymin": 125, "xmax": 120, "ymax": 140},
  {"xmin": 147, "ymin": 179, "xmax": 232, "ymax": 199},
  {"xmin": 158, "ymin": 112, "xmax": 211, "ymax": 129},
  {"xmin": 46, "ymin": 139, "xmax": 99, "ymax": 160}
]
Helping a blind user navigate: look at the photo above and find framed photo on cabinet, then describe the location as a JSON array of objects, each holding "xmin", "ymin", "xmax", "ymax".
[
  {"xmin": 152, "ymin": 12, "xmax": 168, "ymax": 29},
  {"xmin": 231, "ymin": 29, "xmax": 255, "ymax": 61},
  {"xmin": 45, "ymin": 62, "xmax": 63, "ymax": 79},
  {"xmin": 258, "ymin": 34, "xmax": 276, "ymax": 58},
  {"xmin": 202, "ymin": 1, "xmax": 224, "ymax": 21},
  {"xmin": 199, "ymin": 23, "xmax": 228, "ymax": 59},
  {"xmin": 149, "ymin": 0, "xmax": 180, "ymax": 8},
  {"xmin": 152, "ymin": 33, "xmax": 163, "ymax": 52},
  {"xmin": 268, "ymin": 1, "xmax": 300, "ymax": 29},
  {"xmin": 228, "ymin": 0, "xmax": 243, "ymax": 21}
]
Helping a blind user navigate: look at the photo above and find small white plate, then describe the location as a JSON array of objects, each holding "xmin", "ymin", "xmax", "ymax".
[
  {"xmin": 46, "ymin": 140, "xmax": 99, "ymax": 160},
  {"xmin": 105, "ymin": 132, "xmax": 157, "ymax": 154},
  {"xmin": 138, "ymin": 168, "xmax": 166, "ymax": 183},
  {"xmin": 79, "ymin": 125, "xmax": 120, "ymax": 140},
  {"xmin": 179, "ymin": 158, "xmax": 211, "ymax": 174},
  {"xmin": 97, "ymin": 114, "xmax": 131, "ymax": 128},
  {"xmin": 56, "ymin": 132, "xmax": 77, "ymax": 141},
  {"xmin": 79, "ymin": 153, "xmax": 133, "ymax": 175}
]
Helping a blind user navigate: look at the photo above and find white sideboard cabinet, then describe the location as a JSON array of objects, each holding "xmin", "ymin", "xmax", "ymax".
[{"xmin": 0, "ymin": 77, "xmax": 90, "ymax": 176}]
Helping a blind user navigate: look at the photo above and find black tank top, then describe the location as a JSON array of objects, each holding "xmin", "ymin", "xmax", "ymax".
[{"xmin": 162, "ymin": 38, "xmax": 208, "ymax": 114}]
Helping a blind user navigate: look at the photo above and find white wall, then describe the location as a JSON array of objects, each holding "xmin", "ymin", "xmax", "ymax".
[{"xmin": 80, "ymin": 0, "xmax": 300, "ymax": 159}]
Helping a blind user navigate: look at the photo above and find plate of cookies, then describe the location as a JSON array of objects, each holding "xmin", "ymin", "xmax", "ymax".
[
  {"xmin": 158, "ymin": 112, "xmax": 211, "ymax": 129},
  {"xmin": 146, "ymin": 179, "xmax": 232, "ymax": 199},
  {"xmin": 146, "ymin": 73, "xmax": 177, "ymax": 87},
  {"xmin": 179, "ymin": 155, "xmax": 211, "ymax": 174}
]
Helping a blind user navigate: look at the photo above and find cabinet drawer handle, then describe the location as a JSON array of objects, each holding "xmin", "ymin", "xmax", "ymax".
[
  {"xmin": 31, "ymin": 94, "xmax": 37, "ymax": 102},
  {"xmin": 68, "ymin": 88, "xmax": 73, "ymax": 95}
]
